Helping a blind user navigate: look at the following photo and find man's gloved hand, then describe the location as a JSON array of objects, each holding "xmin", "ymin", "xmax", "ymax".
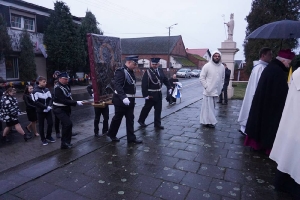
[
  {"xmin": 77, "ymin": 101, "xmax": 83, "ymax": 106},
  {"xmin": 144, "ymin": 96, "xmax": 149, "ymax": 100},
  {"xmin": 123, "ymin": 98, "xmax": 130, "ymax": 105},
  {"xmin": 92, "ymin": 94, "xmax": 94, "ymax": 97},
  {"xmin": 18, "ymin": 112, "xmax": 22, "ymax": 115},
  {"xmin": 168, "ymin": 89, "xmax": 172, "ymax": 94},
  {"xmin": 47, "ymin": 106, "xmax": 52, "ymax": 110}
]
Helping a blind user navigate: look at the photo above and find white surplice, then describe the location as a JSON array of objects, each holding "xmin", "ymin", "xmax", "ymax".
[
  {"xmin": 269, "ymin": 68, "xmax": 300, "ymax": 184},
  {"xmin": 237, "ymin": 60, "xmax": 269, "ymax": 133}
]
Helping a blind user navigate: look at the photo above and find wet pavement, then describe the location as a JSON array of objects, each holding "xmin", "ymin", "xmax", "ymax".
[{"xmin": 0, "ymin": 83, "xmax": 294, "ymax": 199}]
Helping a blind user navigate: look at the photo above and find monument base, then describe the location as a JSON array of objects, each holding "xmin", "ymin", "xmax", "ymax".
[{"xmin": 218, "ymin": 41, "xmax": 239, "ymax": 100}]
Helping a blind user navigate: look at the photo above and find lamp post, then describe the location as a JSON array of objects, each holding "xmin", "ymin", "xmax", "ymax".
[{"xmin": 167, "ymin": 23, "xmax": 178, "ymax": 78}]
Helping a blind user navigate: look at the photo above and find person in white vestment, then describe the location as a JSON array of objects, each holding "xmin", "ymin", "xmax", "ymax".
[
  {"xmin": 269, "ymin": 67, "xmax": 300, "ymax": 199},
  {"xmin": 237, "ymin": 47, "xmax": 272, "ymax": 135},
  {"xmin": 199, "ymin": 50, "xmax": 225, "ymax": 128}
]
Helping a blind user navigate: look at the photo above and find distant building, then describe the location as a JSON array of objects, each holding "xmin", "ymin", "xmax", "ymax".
[
  {"xmin": 185, "ymin": 48, "xmax": 211, "ymax": 61},
  {"xmin": 0, "ymin": 0, "xmax": 81, "ymax": 81}
]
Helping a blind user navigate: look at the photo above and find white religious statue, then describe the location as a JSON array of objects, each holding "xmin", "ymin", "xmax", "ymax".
[{"xmin": 224, "ymin": 13, "xmax": 234, "ymax": 41}]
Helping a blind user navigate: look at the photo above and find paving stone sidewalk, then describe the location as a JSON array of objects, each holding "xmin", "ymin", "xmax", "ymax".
[{"xmin": 0, "ymin": 100, "xmax": 294, "ymax": 200}]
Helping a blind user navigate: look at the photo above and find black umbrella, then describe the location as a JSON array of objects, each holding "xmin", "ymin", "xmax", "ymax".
[{"xmin": 246, "ymin": 20, "xmax": 300, "ymax": 39}]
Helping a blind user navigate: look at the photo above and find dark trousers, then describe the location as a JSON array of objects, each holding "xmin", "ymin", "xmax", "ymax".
[
  {"xmin": 53, "ymin": 106, "xmax": 72, "ymax": 145},
  {"xmin": 107, "ymin": 106, "xmax": 136, "ymax": 141},
  {"xmin": 138, "ymin": 98, "xmax": 162, "ymax": 127},
  {"xmin": 94, "ymin": 106, "xmax": 109, "ymax": 134},
  {"xmin": 54, "ymin": 115, "xmax": 60, "ymax": 133},
  {"xmin": 219, "ymin": 85, "xmax": 228, "ymax": 103},
  {"xmin": 37, "ymin": 111, "xmax": 53, "ymax": 141}
]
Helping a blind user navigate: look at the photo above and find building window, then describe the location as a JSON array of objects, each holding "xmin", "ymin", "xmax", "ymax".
[
  {"xmin": 11, "ymin": 14, "xmax": 21, "ymax": 28},
  {"xmin": 10, "ymin": 14, "xmax": 35, "ymax": 31},
  {"xmin": 5, "ymin": 57, "xmax": 19, "ymax": 79},
  {"xmin": 24, "ymin": 17, "xmax": 34, "ymax": 30}
]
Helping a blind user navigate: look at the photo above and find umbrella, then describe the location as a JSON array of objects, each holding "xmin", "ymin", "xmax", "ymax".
[{"xmin": 246, "ymin": 20, "xmax": 300, "ymax": 39}]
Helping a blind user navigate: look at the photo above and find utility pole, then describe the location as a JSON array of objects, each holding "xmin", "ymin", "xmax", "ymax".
[{"xmin": 167, "ymin": 23, "xmax": 178, "ymax": 78}]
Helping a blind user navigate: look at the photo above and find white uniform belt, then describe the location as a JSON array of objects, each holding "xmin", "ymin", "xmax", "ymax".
[
  {"xmin": 53, "ymin": 102, "xmax": 67, "ymax": 106},
  {"xmin": 148, "ymin": 89, "xmax": 161, "ymax": 92},
  {"xmin": 114, "ymin": 90, "xmax": 135, "ymax": 97}
]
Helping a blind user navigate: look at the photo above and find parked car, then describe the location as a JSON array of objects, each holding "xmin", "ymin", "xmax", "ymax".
[
  {"xmin": 176, "ymin": 68, "xmax": 192, "ymax": 78},
  {"xmin": 191, "ymin": 69, "xmax": 201, "ymax": 77}
]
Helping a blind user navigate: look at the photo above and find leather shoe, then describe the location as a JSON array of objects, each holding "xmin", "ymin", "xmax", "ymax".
[
  {"xmin": 138, "ymin": 121, "xmax": 147, "ymax": 127},
  {"xmin": 110, "ymin": 137, "xmax": 120, "ymax": 142},
  {"xmin": 155, "ymin": 125, "xmax": 164, "ymax": 130},
  {"xmin": 128, "ymin": 139, "xmax": 143, "ymax": 144},
  {"xmin": 72, "ymin": 133, "xmax": 78, "ymax": 136},
  {"xmin": 61, "ymin": 143, "xmax": 72, "ymax": 149},
  {"xmin": 217, "ymin": 101, "xmax": 222, "ymax": 103},
  {"xmin": 206, "ymin": 124, "xmax": 215, "ymax": 128}
]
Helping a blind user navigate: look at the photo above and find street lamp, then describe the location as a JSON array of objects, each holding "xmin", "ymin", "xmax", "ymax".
[{"xmin": 167, "ymin": 23, "xmax": 178, "ymax": 78}]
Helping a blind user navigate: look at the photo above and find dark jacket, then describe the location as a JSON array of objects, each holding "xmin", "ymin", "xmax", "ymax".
[
  {"xmin": 87, "ymin": 84, "xmax": 93, "ymax": 96},
  {"xmin": 224, "ymin": 68, "xmax": 231, "ymax": 87},
  {"xmin": 112, "ymin": 65, "xmax": 136, "ymax": 107},
  {"xmin": 141, "ymin": 67, "xmax": 171, "ymax": 101},
  {"xmin": 32, "ymin": 86, "xmax": 53, "ymax": 113},
  {"xmin": 245, "ymin": 59, "xmax": 289, "ymax": 149},
  {"xmin": 53, "ymin": 82, "xmax": 77, "ymax": 107},
  {"xmin": 23, "ymin": 94, "xmax": 36, "ymax": 110}
]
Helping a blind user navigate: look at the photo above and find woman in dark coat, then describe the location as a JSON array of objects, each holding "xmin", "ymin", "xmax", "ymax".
[
  {"xmin": 23, "ymin": 85, "xmax": 39, "ymax": 136},
  {"xmin": 1, "ymin": 87, "xmax": 32, "ymax": 142}
]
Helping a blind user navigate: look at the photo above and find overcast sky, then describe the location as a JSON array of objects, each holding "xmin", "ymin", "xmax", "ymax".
[{"xmin": 26, "ymin": 0, "xmax": 253, "ymax": 60}]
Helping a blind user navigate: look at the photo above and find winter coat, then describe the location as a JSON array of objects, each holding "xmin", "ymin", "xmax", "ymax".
[{"xmin": 0, "ymin": 95, "xmax": 20, "ymax": 122}]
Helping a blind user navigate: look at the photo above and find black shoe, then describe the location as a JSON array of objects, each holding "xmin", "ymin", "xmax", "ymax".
[
  {"xmin": 56, "ymin": 133, "xmax": 61, "ymax": 138},
  {"xmin": 94, "ymin": 133, "xmax": 101, "ymax": 138},
  {"xmin": 2, "ymin": 136, "xmax": 11, "ymax": 143},
  {"xmin": 128, "ymin": 139, "xmax": 143, "ymax": 144},
  {"xmin": 155, "ymin": 125, "xmax": 164, "ymax": 130},
  {"xmin": 217, "ymin": 101, "xmax": 222, "ymax": 103},
  {"xmin": 61, "ymin": 143, "xmax": 72, "ymax": 149},
  {"xmin": 110, "ymin": 137, "xmax": 120, "ymax": 142},
  {"xmin": 238, "ymin": 129, "xmax": 247, "ymax": 136},
  {"xmin": 206, "ymin": 124, "xmax": 215, "ymax": 128},
  {"xmin": 138, "ymin": 121, "xmax": 147, "ymax": 127},
  {"xmin": 24, "ymin": 133, "xmax": 32, "ymax": 142},
  {"xmin": 102, "ymin": 131, "xmax": 108, "ymax": 135},
  {"xmin": 72, "ymin": 133, "xmax": 77, "ymax": 136}
]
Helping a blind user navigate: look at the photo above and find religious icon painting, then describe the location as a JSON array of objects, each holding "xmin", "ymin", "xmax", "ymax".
[{"xmin": 87, "ymin": 34, "xmax": 122, "ymax": 103}]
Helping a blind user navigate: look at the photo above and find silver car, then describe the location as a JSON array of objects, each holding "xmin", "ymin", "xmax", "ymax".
[
  {"xmin": 191, "ymin": 69, "xmax": 201, "ymax": 77},
  {"xmin": 176, "ymin": 68, "xmax": 192, "ymax": 78}
]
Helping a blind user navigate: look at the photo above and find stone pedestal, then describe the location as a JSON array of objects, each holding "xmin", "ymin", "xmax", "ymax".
[{"xmin": 218, "ymin": 40, "xmax": 239, "ymax": 99}]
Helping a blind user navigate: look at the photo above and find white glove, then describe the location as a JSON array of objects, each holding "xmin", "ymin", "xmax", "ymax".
[
  {"xmin": 43, "ymin": 109, "xmax": 48, "ymax": 112},
  {"xmin": 169, "ymin": 89, "xmax": 172, "ymax": 94},
  {"xmin": 92, "ymin": 94, "xmax": 94, "ymax": 97},
  {"xmin": 123, "ymin": 98, "xmax": 130, "ymax": 105},
  {"xmin": 18, "ymin": 112, "xmax": 22, "ymax": 115},
  {"xmin": 144, "ymin": 96, "xmax": 149, "ymax": 100},
  {"xmin": 47, "ymin": 106, "xmax": 52, "ymax": 110},
  {"xmin": 77, "ymin": 101, "xmax": 83, "ymax": 106}
]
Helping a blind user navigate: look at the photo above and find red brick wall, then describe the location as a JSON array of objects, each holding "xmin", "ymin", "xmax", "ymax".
[{"xmin": 171, "ymin": 37, "xmax": 187, "ymax": 57}]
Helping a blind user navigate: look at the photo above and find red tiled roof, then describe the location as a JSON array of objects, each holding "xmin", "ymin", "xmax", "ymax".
[{"xmin": 186, "ymin": 49, "xmax": 208, "ymax": 57}]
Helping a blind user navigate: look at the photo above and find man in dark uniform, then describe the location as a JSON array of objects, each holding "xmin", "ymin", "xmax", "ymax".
[
  {"xmin": 106, "ymin": 55, "xmax": 142, "ymax": 144},
  {"xmin": 52, "ymin": 72, "xmax": 84, "ymax": 149},
  {"xmin": 138, "ymin": 58, "xmax": 171, "ymax": 129},
  {"xmin": 87, "ymin": 84, "xmax": 109, "ymax": 137},
  {"xmin": 217, "ymin": 63, "xmax": 231, "ymax": 105}
]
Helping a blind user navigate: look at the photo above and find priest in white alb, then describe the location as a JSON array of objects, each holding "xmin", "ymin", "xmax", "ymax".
[
  {"xmin": 237, "ymin": 47, "xmax": 272, "ymax": 135},
  {"xmin": 269, "ymin": 67, "xmax": 300, "ymax": 199}
]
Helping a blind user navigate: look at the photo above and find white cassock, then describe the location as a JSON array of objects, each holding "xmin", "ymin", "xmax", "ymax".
[
  {"xmin": 269, "ymin": 68, "xmax": 300, "ymax": 184},
  {"xmin": 237, "ymin": 60, "xmax": 268, "ymax": 133}
]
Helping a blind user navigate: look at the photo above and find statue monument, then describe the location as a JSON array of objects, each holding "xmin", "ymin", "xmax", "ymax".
[
  {"xmin": 224, "ymin": 13, "xmax": 234, "ymax": 41},
  {"xmin": 219, "ymin": 13, "xmax": 238, "ymax": 99}
]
